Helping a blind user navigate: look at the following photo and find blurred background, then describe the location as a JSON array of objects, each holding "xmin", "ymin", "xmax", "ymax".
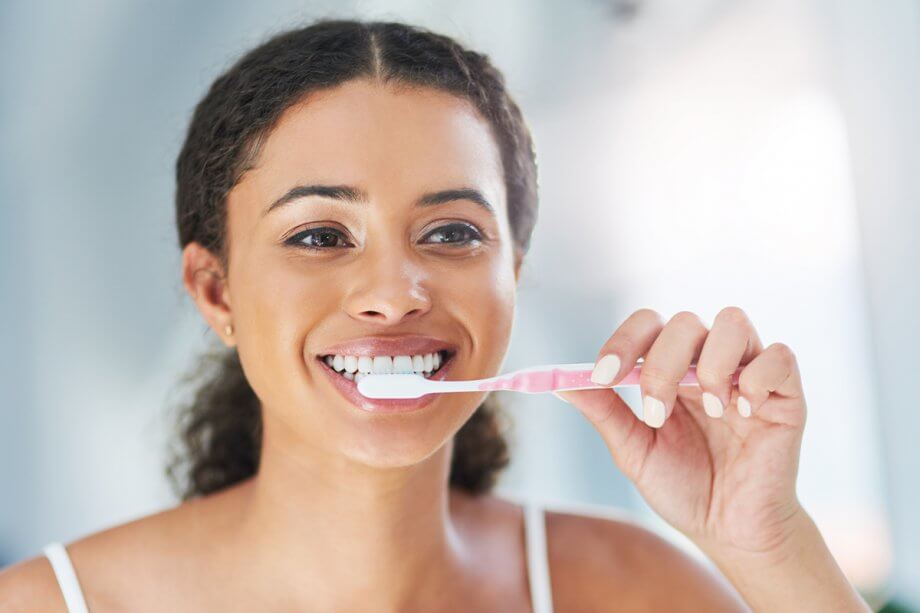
[{"xmin": 1, "ymin": 0, "xmax": 917, "ymax": 609}]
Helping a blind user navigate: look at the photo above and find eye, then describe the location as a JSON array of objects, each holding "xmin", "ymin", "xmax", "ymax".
[
  {"xmin": 285, "ymin": 226, "xmax": 354, "ymax": 250},
  {"xmin": 420, "ymin": 222, "xmax": 483, "ymax": 246}
]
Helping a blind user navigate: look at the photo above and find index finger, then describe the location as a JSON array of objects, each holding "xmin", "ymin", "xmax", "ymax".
[{"xmin": 589, "ymin": 308, "xmax": 666, "ymax": 386}]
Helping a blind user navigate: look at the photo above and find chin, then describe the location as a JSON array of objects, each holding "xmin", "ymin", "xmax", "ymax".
[
  {"xmin": 340, "ymin": 426, "xmax": 452, "ymax": 469},
  {"xmin": 334, "ymin": 395, "xmax": 479, "ymax": 470}
]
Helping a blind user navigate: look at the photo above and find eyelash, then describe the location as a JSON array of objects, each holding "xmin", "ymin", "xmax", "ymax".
[{"xmin": 285, "ymin": 222, "xmax": 485, "ymax": 251}]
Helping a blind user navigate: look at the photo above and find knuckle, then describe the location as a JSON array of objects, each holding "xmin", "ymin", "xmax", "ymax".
[
  {"xmin": 694, "ymin": 365, "xmax": 726, "ymax": 388},
  {"xmin": 716, "ymin": 305, "xmax": 749, "ymax": 326},
  {"xmin": 671, "ymin": 310, "xmax": 705, "ymax": 331},
  {"xmin": 639, "ymin": 364, "xmax": 674, "ymax": 388},
  {"xmin": 634, "ymin": 308, "xmax": 664, "ymax": 327},
  {"xmin": 769, "ymin": 342, "xmax": 796, "ymax": 364}
]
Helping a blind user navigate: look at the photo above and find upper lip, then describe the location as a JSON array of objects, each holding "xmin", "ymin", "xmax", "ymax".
[{"xmin": 317, "ymin": 334, "xmax": 457, "ymax": 358}]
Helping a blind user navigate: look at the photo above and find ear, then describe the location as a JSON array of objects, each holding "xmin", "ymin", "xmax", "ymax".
[
  {"xmin": 182, "ymin": 242, "xmax": 235, "ymax": 347},
  {"xmin": 513, "ymin": 252, "xmax": 523, "ymax": 283}
]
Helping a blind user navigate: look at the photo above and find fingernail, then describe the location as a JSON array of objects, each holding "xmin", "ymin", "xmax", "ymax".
[
  {"xmin": 702, "ymin": 392, "xmax": 724, "ymax": 418},
  {"xmin": 642, "ymin": 395, "xmax": 666, "ymax": 428},
  {"xmin": 590, "ymin": 354, "xmax": 621, "ymax": 385},
  {"xmin": 551, "ymin": 391, "xmax": 570, "ymax": 404},
  {"xmin": 738, "ymin": 396, "xmax": 752, "ymax": 418}
]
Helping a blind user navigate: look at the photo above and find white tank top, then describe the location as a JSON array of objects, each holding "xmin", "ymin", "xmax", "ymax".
[
  {"xmin": 42, "ymin": 500, "xmax": 554, "ymax": 613},
  {"xmin": 42, "ymin": 542, "xmax": 89, "ymax": 613},
  {"xmin": 523, "ymin": 499, "xmax": 555, "ymax": 613}
]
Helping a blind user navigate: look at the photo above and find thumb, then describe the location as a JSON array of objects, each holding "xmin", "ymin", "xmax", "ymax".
[{"xmin": 552, "ymin": 388, "xmax": 648, "ymax": 456}]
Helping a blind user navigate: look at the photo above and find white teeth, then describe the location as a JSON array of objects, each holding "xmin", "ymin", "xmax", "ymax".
[
  {"xmin": 372, "ymin": 356, "xmax": 393, "ymax": 374},
  {"xmin": 393, "ymin": 355, "xmax": 413, "ymax": 373},
  {"xmin": 323, "ymin": 351, "xmax": 449, "ymax": 380},
  {"xmin": 344, "ymin": 355, "xmax": 358, "ymax": 373}
]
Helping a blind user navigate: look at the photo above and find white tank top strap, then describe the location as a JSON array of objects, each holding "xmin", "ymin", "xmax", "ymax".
[
  {"xmin": 40, "ymin": 502, "xmax": 556, "ymax": 613},
  {"xmin": 42, "ymin": 542, "xmax": 90, "ymax": 613},
  {"xmin": 523, "ymin": 499, "xmax": 554, "ymax": 613}
]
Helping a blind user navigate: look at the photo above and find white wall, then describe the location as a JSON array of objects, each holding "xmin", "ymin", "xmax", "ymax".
[{"xmin": 817, "ymin": 0, "xmax": 920, "ymax": 602}]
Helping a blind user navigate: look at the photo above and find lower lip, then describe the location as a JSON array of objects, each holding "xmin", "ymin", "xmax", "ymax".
[{"xmin": 317, "ymin": 355, "xmax": 455, "ymax": 413}]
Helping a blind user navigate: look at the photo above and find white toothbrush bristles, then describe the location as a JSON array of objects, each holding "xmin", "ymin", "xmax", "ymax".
[{"xmin": 356, "ymin": 373, "xmax": 430, "ymax": 399}]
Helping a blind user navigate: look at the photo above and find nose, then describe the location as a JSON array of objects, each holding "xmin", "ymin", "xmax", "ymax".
[{"xmin": 343, "ymin": 248, "xmax": 432, "ymax": 325}]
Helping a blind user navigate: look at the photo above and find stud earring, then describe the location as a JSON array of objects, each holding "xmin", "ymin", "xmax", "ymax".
[{"xmin": 224, "ymin": 323, "xmax": 234, "ymax": 336}]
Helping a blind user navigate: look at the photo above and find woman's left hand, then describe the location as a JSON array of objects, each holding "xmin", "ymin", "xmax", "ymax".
[{"xmin": 555, "ymin": 306, "xmax": 807, "ymax": 558}]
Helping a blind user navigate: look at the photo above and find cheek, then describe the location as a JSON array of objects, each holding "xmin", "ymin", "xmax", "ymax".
[
  {"xmin": 231, "ymin": 253, "xmax": 340, "ymax": 399},
  {"xmin": 438, "ymin": 250, "xmax": 517, "ymax": 372},
  {"xmin": 482, "ymin": 254, "xmax": 517, "ymax": 361},
  {"xmin": 240, "ymin": 255, "xmax": 339, "ymax": 335}
]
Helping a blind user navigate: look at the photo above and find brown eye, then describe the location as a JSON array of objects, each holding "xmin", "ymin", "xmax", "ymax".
[
  {"xmin": 286, "ymin": 227, "xmax": 354, "ymax": 250},
  {"xmin": 421, "ymin": 222, "xmax": 483, "ymax": 246}
]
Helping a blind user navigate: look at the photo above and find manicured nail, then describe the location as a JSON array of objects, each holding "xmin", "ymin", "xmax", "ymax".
[
  {"xmin": 590, "ymin": 354, "xmax": 621, "ymax": 385},
  {"xmin": 738, "ymin": 396, "xmax": 752, "ymax": 418},
  {"xmin": 642, "ymin": 395, "xmax": 666, "ymax": 428},
  {"xmin": 702, "ymin": 392, "xmax": 724, "ymax": 418},
  {"xmin": 551, "ymin": 391, "xmax": 570, "ymax": 404}
]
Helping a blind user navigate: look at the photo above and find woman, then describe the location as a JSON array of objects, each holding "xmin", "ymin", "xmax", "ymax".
[{"xmin": 0, "ymin": 18, "xmax": 868, "ymax": 612}]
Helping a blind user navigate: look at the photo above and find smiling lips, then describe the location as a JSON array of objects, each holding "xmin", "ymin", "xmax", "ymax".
[
  {"xmin": 318, "ymin": 335, "xmax": 457, "ymax": 357},
  {"xmin": 315, "ymin": 335, "xmax": 457, "ymax": 412}
]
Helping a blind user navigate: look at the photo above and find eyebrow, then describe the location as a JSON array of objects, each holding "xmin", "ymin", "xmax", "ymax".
[{"xmin": 262, "ymin": 184, "xmax": 495, "ymax": 217}]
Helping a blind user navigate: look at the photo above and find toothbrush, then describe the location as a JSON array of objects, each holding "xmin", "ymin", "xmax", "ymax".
[{"xmin": 356, "ymin": 362, "xmax": 743, "ymax": 399}]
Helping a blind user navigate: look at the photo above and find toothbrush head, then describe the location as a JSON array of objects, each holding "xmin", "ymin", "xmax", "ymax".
[{"xmin": 356, "ymin": 373, "xmax": 430, "ymax": 399}]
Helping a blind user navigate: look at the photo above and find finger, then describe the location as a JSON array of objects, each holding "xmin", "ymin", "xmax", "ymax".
[
  {"xmin": 554, "ymin": 387, "xmax": 651, "ymax": 477},
  {"xmin": 639, "ymin": 311, "xmax": 708, "ymax": 428},
  {"xmin": 695, "ymin": 306, "xmax": 764, "ymax": 419},
  {"xmin": 736, "ymin": 342, "xmax": 805, "ymax": 420},
  {"xmin": 589, "ymin": 308, "xmax": 665, "ymax": 386},
  {"xmin": 561, "ymin": 308, "xmax": 665, "ymax": 465}
]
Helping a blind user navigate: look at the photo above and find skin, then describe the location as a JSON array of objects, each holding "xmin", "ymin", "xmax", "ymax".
[
  {"xmin": 0, "ymin": 78, "xmax": 868, "ymax": 612},
  {"xmin": 555, "ymin": 309, "xmax": 870, "ymax": 611}
]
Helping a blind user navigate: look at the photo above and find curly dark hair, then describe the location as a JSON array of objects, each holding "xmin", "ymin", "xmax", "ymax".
[{"xmin": 167, "ymin": 18, "xmax": 539, "ymax": 501}]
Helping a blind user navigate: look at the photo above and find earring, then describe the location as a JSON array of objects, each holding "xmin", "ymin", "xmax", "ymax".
[{"xmin": 224, "ymin": 323, "xmax": 234, "ymax": 336}]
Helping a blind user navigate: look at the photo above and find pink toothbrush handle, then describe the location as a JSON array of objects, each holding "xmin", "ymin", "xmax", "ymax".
[{"xmin": 477, "ymin": 364, "xmax": 742, "ymax": 393}]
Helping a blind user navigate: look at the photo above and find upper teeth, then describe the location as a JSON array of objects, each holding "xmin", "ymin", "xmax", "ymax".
[{"xmin": 323, "ymin": 351, "xmax": 443, "ymax": 375}]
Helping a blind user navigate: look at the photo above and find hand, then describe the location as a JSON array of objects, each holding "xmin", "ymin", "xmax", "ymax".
[{"xmin": 555, "ymin": 307, "xmax": 807, "ymax": 557}]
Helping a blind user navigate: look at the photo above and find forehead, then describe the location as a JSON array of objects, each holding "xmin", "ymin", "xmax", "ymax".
[{"xmin": 244, "ymin": 78, "xmax": 505, "ymax": 205}]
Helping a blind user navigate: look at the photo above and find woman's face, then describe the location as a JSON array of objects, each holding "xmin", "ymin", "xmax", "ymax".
[{"xmin": 204, "ymin": 78, "xmax": 519, "ymax": 468}]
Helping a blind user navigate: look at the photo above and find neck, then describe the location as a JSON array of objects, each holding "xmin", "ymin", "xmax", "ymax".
[{"xmin": 230, "ymin": 412, "xmax": 474, "ymax": 612}]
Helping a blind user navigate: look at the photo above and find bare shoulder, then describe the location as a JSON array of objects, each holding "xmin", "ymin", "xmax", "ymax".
[
  {"xmin": 0, "ymin": 504, "xmax": 193, "ymax": 613},
  {"xmin": 0, "ymin": 485, "xmax": 237, "ymax": 613},
  {"xmin": 543, "ymin": 505, "xmax": 748, "ymax": 612},
  {"xmin": 0, "ymin": 553, "xmax": 69, "ymax": 612}
]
